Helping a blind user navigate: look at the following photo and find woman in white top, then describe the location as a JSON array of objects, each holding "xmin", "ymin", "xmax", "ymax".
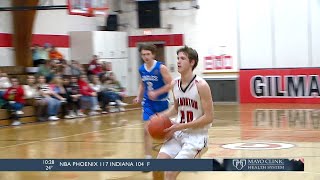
[
  {"xmin": 89, "ymin": 75, "xmax": 102, "ymax": 111},
  {"xmin": 0, "ymin": 72, "xmax": 12, "ymax": 97},
  {"xmin": 23, "ymin": 75, "xmax": 39, "ymax": 99}
]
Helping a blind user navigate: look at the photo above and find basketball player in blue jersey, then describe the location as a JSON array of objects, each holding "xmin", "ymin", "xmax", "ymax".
[{"xmin": 133, "ymin": 44, "xmax": 173, "ymax": 160}]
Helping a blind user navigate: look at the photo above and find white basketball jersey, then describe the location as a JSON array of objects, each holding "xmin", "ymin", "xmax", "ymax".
[{"xmin": 173, "ymin": 75, "xmax": 211, "ymax": 134}]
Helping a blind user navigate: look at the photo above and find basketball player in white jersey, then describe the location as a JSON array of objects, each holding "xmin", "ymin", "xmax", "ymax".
[{"xmin": 156, "ymin": 46, "xmax": 214, "ymax": 180}]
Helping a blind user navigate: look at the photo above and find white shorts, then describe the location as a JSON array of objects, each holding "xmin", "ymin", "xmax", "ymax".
[{"xmin": 159, "ymin": 131, "xmax": 208, "ymax": 159}]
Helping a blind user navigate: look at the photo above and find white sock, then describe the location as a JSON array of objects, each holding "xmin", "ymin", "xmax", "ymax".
[{"xmin": 145, "ymin": 155, "xmax": 152, "ymax": 159}]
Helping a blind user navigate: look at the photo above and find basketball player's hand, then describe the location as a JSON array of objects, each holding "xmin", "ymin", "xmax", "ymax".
[
  {"xmin": 133, "ymin": 96, "xmax": 141, "ymax": 104},
  {"xmin": 148, "ymin": 91, "xmax": 158, "ymax": 100},
  {"xmin": 150, "ymin": 113, "xmax": 163, "ymax": 121},
  {"xmin": 150, "ymin": 114, "xmax": 157, "ymax": 121},
  {"xmin": 164, "ymin": 124, "xmax": 180, "ymax": 140}
]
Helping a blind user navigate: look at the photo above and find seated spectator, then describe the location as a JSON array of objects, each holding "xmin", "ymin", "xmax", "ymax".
[
  {"xmin": 36, "ymin": 75, "xmax": 61, "ymax": 121},
  {"xmin": 88, "ymin": 55, "xmax": 103, "ymax": 77},
  {"xmin": 49, "ymin": 46, "xmax": 63, "ymax": 61},
  {"xmin": 37, "ymin": 60, "xmax": 55, "ymax": 83},
  {"xmin": 23, "ymin": 75, "xmax": 48, "ymax": 122},
  {"xmin": 89, "ymin": 75, "xmax": 102, "ymax": 110},
  {"xmin": 61, "ymin": 60, "xmax": 72, "ymax": 76},
  {"xmin": 100, "ymin": 73, "xmax": 127, "ymax": 112},
  {"xmin": 50, "ymin": 77, "xmax": 67, "ymax": 117},
  {"xmin": 31, "ymin": 44, "xmax": 45, "ymax": 67},
  {"xmin": 100, "ymin": 77, "xmax": 111, "ymax": 114},
  {"xmin": 3, "ymin": 77, "xmax": 25, "ymax": 126},
  {"xmin": 78, "ymin": 75, "xmax": 100, "ymax": 116},
  {"xmin": 64, "ymin": 76, "xmax": 82, "ymax": 118},
  {"xmin": 107, "ymin": 72, "xmax": 127, "ymax": 107},
  {"xmin": 70, "ymin": 60, "xmax": 85, "ymax": 76},
  {"xmin": 31, "ymin": 43, "xmax": 50, "ymax": 67},
  {"xmin": 50, "ymin": 77, "xmax": 67, "ymax": 101},
  {"xmin": 0, "ymin": 72, "xmax": 11, "ymax": 98},
  {"xmin": 23, "ymin": 75, "xmax": 39, "ymax": 99},
  {"xmin": 102, "ymin": 61, "xmax": 113, "ymax": 78}
]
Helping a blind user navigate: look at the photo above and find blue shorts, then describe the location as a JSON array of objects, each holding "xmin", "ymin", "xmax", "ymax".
[{"xmin": 142, "ymin": 99, "xmax": 169, "ymax": 121}]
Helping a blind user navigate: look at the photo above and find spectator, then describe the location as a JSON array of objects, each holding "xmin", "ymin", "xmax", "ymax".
[
  {"xmin": 3, "ymin": 77, "xmax": 25, "ymax": 126},
  {"xmin": 0, "ymin": 72, "xmax": 12, "ymax": 97},
  {"xmin": 36, "ymin": 75, "xmax": 61, "ymax": 121},
  {"xmin": 89, "ymin": 75, "xmax": 102, "ymax": 111},
  {"xmin": 64, "ymin": 76, "xmax": 82, "ymax": 118},
  {"xmin": 61, "ymin": 60, "xmax": 72, "ymax": 76},
  {"xmin": 31, "ymin": 44, "xmax": 45, "ymax": 67},
  {"xmin": 50, "ymin": 77, "xmax": 67, "ymax": 118},
  {"xmin": 49, "ymin": 46, "xmax": 63, "ymax": 61},
  {"xmin": 103, "ymin": 61, "xmax": 113, "ymax": 78},
  {"xmin": 23, "ymin": 75, "xmax": 49, "ymax": 122},
  {"xmin": 70, "ymin": 60, "xmax": 84, "ymax": 76},
  {"xmin": 78, "ymin": 75, "xmax": 100, "ymax": 116},
  {"xmin": 31, "ymin": 44, "xmax": 50, "ymax": 66},
  {"xmin": 37, "ymin": 60, "xmax": 55, "ymax": 83},
  {"xmin": 101, "ymin": 73, "xmax": 127, "ymax": 112},
  {"xmin": 88, "ymin": 55, "xmax": 103, "ymax": 77},
  {"xmin": 100, "ymin": 77, "xmax": 111, "ymax": 114},
  {"xmin": 23, "ymin": 75, "xmax": 39, "ymax": 99},
  {"xmin": 108, "ymin": 72, "xmax": 127, "ymax": 106}
]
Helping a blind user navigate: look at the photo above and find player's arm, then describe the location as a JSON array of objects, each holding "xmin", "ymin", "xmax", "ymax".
[
  {"xmin": 133, "ymin": 80, "xmax": 144, "ymax": 103},
  {"xmin": 148, "ymin": 65, "xmax": 172, "ymax": 100},
  {"xmin": 158, "ymin": 87, "xmax": 178, "ymax": 118},
  {"xmin": 167, "ymin": 80, "xmax": 213, "ymax": 132}
]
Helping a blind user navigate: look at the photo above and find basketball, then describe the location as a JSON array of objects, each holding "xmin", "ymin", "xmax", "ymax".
[{"xmin": 148, "ymin": 116, "xmax": 173, "ymax": 140}]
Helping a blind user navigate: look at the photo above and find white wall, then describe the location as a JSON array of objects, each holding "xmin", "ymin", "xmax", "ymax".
[
  {"xmin": 0, "ymin": 1, "xmax": 14, "ymax": 66},
  {"xmin": 311, "ymin": 0, "xmax": 320, "ymax": 67},
  {"xmin": 273, "ymin": 0, "xmax": 309, "ymax": 68},
  {"xmin": 238, "ymin": 0, "xmax": 273, "ymax": 69},
  {"xmin": 239, "ymin": 0, "xmax": 319, "ymax": 69}
]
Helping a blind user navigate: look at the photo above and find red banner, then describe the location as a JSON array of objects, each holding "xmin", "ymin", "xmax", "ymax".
[{"xmin": 239, "ymin": 68, "xmax": 320, "ymax": 103}]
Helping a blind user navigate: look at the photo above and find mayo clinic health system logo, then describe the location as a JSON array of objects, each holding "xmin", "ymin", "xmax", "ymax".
[
  {"xmin": 233, "ymin": 159, "xmax": 247, "ymax": 170},
  {"xmin": 222, "ymin": 142, "xmax": 295, "ymax": 150},
  {"xmin": 229, "ymin": 158, "xmax": 288, "ymax": 171}
]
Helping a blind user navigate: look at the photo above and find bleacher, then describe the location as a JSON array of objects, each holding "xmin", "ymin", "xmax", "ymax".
[{"xmin": 0, "ymin": 66, "xmax": 141, "ymax": 126}]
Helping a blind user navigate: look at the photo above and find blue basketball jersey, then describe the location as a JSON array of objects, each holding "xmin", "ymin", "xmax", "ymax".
[{"xmin": 139, "ymin": 61, "xmax": 168, "ymax": 101}]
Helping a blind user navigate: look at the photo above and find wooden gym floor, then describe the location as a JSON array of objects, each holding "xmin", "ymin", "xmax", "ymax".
[{"xmin": 0, "ymin": 103, "xmax": 318, "ymax": 180}]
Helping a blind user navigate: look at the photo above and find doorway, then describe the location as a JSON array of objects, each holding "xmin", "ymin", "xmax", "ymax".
[{"xmin": 137, "ymin": 42, "xmax": 166, "ymax": 68}]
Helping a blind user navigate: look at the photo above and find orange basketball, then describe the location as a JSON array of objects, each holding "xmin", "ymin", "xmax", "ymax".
[{"xmin": 148, "ymin": 116, "xmax": 173, "ymax": 140}]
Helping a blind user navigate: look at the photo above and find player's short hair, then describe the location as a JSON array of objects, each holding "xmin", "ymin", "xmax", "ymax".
[
  {"xmin": 139, "ymin": 44, "xmax": 157, "ymax": 55},
  {"xmin": 177, "ymin": 46, "xmax": 199, "ymax": 70}
]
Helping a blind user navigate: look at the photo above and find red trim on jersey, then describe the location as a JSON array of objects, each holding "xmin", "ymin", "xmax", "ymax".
[
  {"xmin": 194, "ymin": 149, "xmax": 202, "ymax": 158},
  {"xmin": 193, "ymin": 138, "xmax": 208, "ymax": 158},
  {"xmin": 177, "ymin": 79, "xmax": 182, "ymax": 91}
]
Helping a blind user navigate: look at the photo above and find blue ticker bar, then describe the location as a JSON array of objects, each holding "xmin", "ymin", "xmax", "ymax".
[{"xmin": 0, "ymin": 159, "xmax": 304, "ymax": 171}]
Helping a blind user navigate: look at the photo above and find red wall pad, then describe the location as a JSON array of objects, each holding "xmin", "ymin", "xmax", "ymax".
[
  {"xmin": 239, "ymin": 68, "xmax": 320, "ymax": 103},
  {"xmin": 0, "ymin": 33, "xmax": 12, "ymax": 47},
  {"xmin": 0, "ymin": 33, "xmax": 69, "ymax": 48}
]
